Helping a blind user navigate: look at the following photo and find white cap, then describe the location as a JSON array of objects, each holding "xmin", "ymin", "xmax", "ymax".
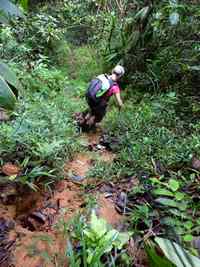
[{"xmin": 112, "ymin": 65, "xmax": 125, "ymax": 77}]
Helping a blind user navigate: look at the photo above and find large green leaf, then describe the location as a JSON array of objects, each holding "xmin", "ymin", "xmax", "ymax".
[
  {"xmin": 0, "ymin": 10, "xmax": 9, "ymax": 23},
  {"xmin": 134, "ymin": 6, "xmax": 150, "ymax": 22},
  {"xmin": 155, "ymin": 197, "xmax": 187, "ymax": 210},
  {"xmin": 19, "ymin": 0, "xmax": 28, "ymax": 11},
  {"xmin": 0, "ymin": 62, "xmax": 21, "ymax": 90},
  {"xmin": 125, "ymin": 30, "xmax": 140, "ymax": 53},
  {"xmin": 155, "ymin": 237, "xmax": 200, "ymax": 267},
  {"xmin": 145, "ymin": 244, "xmax": 175, "ymax": 267},
  {"xmin": 189, "ymin": 66, "xmax": 200, "ymax": 71},
  {"xmin": 155, "ymin": 197, "xmax": 178, "ymax": 208},
  {"xmin": 168, "ymin": 179, "xmax": 179, "ymax": 192},
  {"xmin": 90, "ymin": 210, "xmax": 107, "ymax": 238},
  {"xmin": 0, "ymin": 0, "xmax": 23, "ymax": 17},
  {"xmin": 153, "ymin": 188, "xmax": 174, "ymax": 197},
  {"xmin": 0, "ymin": 75, "xmax": 16, "ymax": 110}
]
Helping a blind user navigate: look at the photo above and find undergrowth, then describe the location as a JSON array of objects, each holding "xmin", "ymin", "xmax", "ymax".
[
  {"xmin": 0, "ymin": 63, "xmax": 87, "ymax": 186},
  {"xmin": 88, "ymin": 91, "xmax": 200, "ymax": 179},
  {"xmin": 1, "ymin": 1, "xmax": 200, "ymax": 266}
]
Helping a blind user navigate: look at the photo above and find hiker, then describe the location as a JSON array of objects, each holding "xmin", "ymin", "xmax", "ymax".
[{"xmin": 84, "ymin": 65, "xmax": 125, "ymax": 127}]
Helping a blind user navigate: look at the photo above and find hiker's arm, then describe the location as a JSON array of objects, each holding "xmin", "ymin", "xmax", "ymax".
[{"xmin": 115, "ymin": 92, "xmax": 124, "ymax": 108}]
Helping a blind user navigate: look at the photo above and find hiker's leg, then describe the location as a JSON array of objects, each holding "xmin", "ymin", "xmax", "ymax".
[
  {"xmin": 85, "ymin": 95, "xmax": 97, "ymax": 124},
  {"xmin": 94, "ymin": 102, "xmax": 107, "ymax": 123}
]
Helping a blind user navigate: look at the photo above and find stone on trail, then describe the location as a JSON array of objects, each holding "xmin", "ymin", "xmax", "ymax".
[
  {"xmin": 192, "ymin": 156, "xmax": 200, "ymax": 170},
  {"xmin": 0, "ymin": 109, "xmax": 9, "ymax": 122},
  {"xmin": 70, "ymin": 174, "xmax": 85, "ymax": 182}
]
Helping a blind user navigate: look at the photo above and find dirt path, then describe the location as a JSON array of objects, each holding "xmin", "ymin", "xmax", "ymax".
[{"xmin": 0, "ymin": 129, "xmax": 124, "ymax": 267}]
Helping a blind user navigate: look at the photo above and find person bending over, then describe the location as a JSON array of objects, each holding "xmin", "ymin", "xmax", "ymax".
[{"xmin": 85, "ymin": 65, "xmax": 125, "ymax": 127}]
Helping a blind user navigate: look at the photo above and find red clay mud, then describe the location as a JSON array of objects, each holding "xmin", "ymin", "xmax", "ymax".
[
  {"xmin": 64, "ymin": 153, "xmax": 92, "ymax": 177},
  {"xmin": 0, "ymin": 129, "xmax": 124, "ymax": 267},
  {"xmin": 98, "ymin": 194, "xmax": 122, "ymax": 227}
]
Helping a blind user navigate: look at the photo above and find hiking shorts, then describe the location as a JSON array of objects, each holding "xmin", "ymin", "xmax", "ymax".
[{"xmin": 86, "ymin": 93, "xmax": 107, "ymax": 123}]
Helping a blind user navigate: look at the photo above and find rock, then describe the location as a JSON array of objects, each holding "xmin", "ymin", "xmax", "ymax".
[
  {"xmin": 99, "ymin": 183, "xmax": 115, "ymax": 193},
  {"xmin": 29, "ymin": 211, "xmax": 46, "ymax": 224},
  {"xmin": 96, "ymin": 144, "xmax": 106, "ymax": 151},
  {"xmin": 0, "ymin": 109, "xmax": 9, "ymax": 122},
  {"xmin": 0, "ymin": 183, "xmax": 17, "ymax": 204},
  {"xmin": 192, "ymin": 237, "xmax": 200, "ymax": 255},
  {"xmin": 104, "ymin": 192, "xmax": 113, "ymax": 198},
  {"xmin": 88, "ymin": 143, "xmax": 106, "ymax": 152},
  {"xmin": 119, "ymin": 192, "xmax": 127, "ymax": 202},
  {"xmin": 115, "ymin": 192, "xmax": 130, "ymax": 214},
  {"xmin": 1, "ymin": 163, "xmax": 20, "ymax": 176},
  {"xmin": 70, "ymin": 174, "xmax": 85, "ymax": 182},
  {"xmin": 25, "ymin": 211, "xmax": 47, "ymax": 231},
  {"xmin": 192, "ymin": 156, "xmax": 200, "ymax": 170}
]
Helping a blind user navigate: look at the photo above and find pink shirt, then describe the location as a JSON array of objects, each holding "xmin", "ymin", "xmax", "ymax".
[{"xmin": 103, "ymin": 84, "xmax": 120, "ymax": 101}]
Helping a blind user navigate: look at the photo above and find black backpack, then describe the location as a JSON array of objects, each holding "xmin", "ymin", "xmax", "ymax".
[{"xmin": 87, "ymin": 74, "xmax": 116, "ymax": 100}]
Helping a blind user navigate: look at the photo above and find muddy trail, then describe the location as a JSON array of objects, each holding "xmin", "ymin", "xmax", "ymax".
[{"xmin": 0, "ymin": 128, "xmax": 148, "ymax": 267}]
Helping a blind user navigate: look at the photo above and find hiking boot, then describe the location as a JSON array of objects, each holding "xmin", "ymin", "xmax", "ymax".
[{"xmin": 86, "ymin": 115, "xmax": 95, "ymax": 126}]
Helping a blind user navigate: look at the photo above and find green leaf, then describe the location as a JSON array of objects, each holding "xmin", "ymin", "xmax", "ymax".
[
  {"xmin": 0, "ymin": 10, "xmax": 8, "ymax": 23},
  {"xmin": 155, "ymin": 197, "xmax": 187, "ymax": 210},
  {"xmin": 101, "ymin": 229, "xmax": 119, "ymax": 252},
  {"xmin": 90, "ymin": 210, "xmax": 107, "ymax": 238},
  {"xmin": 8, "ymin": 174, "xmax": 17, "ymax": 181},
  {"xmin": 175, "ymin": 192, "xmax": 185, "ymax": 201},
  {"xmin": 114, "ymin": 232, "xmax": 131, "ymax": 250},
  {"xmin": 153, "ymin": 188, "xmax": 174, "ymax": 197},
  {"xmin": 168, "ymin": 179, "xmax": 179, "ymax": 192},
  {"xmin": 145, "ymin": 244, "xmax": 175, "ymax": 267},
  {"xmin": 0, "ymin": 75, "xmax": 16, "ymax": 110},
  {"xmin": 150, "ymin": 177, "xmax": 164, "ymax": 185},
  {"xmin": 161, "ymin": 217, "xmax": 178, "ymax": 227},
  {"xmin": 183, "ymin": 235, "xmax": 193, "ymax": 242},
  {"xmin": 134, "ymin": 6, "xmax": 150, "ymax": 22},
  {"xmin": 125, "ymin": 30, "xmax": 140, "ymax": 53},
  {"xmin": 19, "ymin": 0, "xmax": 28, "ymax": 11},
  {"xmin": 184, "ymin": 221, "xmax": 193, "ymax": 230},
  {"xmin": 168, "ymin": 209, "xmax": 187, "ymax": 218},
  {"xmin": 155, "ymin": 197, "xmax": 178, "ymax": 208},
  {"xmin": 155, "ymin": 237, "xmax": 200, "ymax": 267},
  {"xmin": 0, "ymin": 0, "xmax": 23, "ymax": 17},
  {"xmin": 189, "ymin": 66, "xmax": 200, "ymax": 71},
  {"xmin": 0, "ymin": 62, "xmax": 21, "ymax": 91},
  {"xmin": 83, "ymin": 229, "xmax": 95, "ymax": 241},
  {"xmin": 24, "ymin": 181, "xmax": 38, "ymax": 191}
]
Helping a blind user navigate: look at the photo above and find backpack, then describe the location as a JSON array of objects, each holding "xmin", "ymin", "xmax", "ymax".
[{"xmin": 87, "ymin": 74, "xmax": 116, "ymax": 100}]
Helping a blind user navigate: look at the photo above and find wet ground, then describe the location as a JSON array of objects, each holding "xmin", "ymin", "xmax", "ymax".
[{"xmin": 0, "ymin": 130, "xmax": 137, "ymax": 267}]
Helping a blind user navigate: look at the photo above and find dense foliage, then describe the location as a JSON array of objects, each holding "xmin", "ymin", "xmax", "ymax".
[{"xmin": 1, "ymin": 0, "xmax": 200, "ymax": 266}]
